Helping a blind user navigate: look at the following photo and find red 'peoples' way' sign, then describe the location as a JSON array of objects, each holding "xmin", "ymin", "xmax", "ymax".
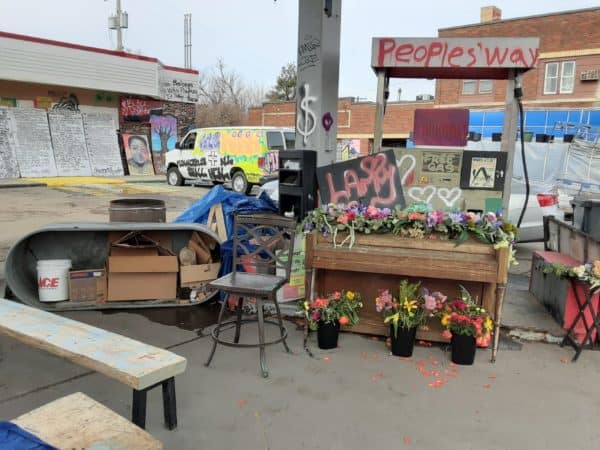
[{"xmin": 372, "ymin": 37, "xmax": 540, "ymax": 69}]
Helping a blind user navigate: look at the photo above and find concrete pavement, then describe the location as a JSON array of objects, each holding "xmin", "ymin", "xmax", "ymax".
[{"xmin": 0, "ymin": 179, "xmax": 598, "ymax": 449}]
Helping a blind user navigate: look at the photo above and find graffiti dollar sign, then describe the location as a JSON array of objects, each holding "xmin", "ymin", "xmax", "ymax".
[{"xmin": 297, "ymin": 83, "xmax": 317, "ymax": 145}]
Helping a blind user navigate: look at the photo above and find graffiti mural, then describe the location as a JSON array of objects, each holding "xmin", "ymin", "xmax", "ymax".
[
  {"xmin": 337, "ymin": 139, "xmax": 360, "ymax": 161},
  {"xmin": 51, "ymin": 93, "xmax": 80, "ymax": 111},
  {"xmin": 119, "ymin": 97, "xmax": 161, "ymax": 122},
  {"xmin": 123, "ymin": 134, "xmax": 154, "ymax": 176},
  {"xmin": 150, "ymin": 114, "xmax": 177, "ymax": 175}
]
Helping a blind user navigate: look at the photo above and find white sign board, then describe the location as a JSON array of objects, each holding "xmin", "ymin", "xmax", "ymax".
[
  {"xmin": 48, "ymin": 110, "xmax": 92, "ymax": 177},
  {"xmin": 83, "ymin": 113, "xmax": 124, "ymax": 176},
  {"xmin": 0, "ymin": 107, "xmax": 20, "ymax": 179},
  {"xmin": 159, "ymin": 70, "xmax": 199, "ymax": 103},
  {"xmin": 11, "ymin": 108, "xmax": 58, "ymax": 177}
]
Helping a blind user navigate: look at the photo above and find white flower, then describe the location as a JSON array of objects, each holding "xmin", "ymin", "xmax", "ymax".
[{"xmin": 572, "ymin": 265, "xmax": 586, "ymax": 278}]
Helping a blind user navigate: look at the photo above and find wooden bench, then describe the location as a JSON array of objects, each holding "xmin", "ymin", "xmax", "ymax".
[
  {"xmin": 0, "ymin": 298, "xmax": 187, "ymax": 430},
  {"xmin": 12, "ymin": 392, "xmax": 163, "ymax": 449}
]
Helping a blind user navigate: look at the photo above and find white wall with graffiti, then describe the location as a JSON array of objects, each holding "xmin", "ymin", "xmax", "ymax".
[{"xmin": 0, "ymin": 106, "xmax": 123, "ymax": 179}]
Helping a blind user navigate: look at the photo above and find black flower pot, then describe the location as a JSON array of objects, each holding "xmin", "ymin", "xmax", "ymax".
[
  {"xmin": 390, "ymin": 325, "xmax": 417, "ymax": 357},
  {"xmin": 317, "ymin": 320, "xmax": 340, "ymax": 349},
  {"xmin": 451, "ymin": 334, "xmax": 477, "ymax": 365}
]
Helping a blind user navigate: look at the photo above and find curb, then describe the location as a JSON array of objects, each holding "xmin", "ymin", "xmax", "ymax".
[{"xmin": 0, "ymin": 182, "xmax": 47, "ymax": 189}]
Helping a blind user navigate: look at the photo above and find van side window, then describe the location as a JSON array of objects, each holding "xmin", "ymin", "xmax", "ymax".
[
  {"xmin": 284, "ymin": 132, "xmax": 295, "ymax": 149},
  {"xmin": 182, "ymin": 132, "xmax": 197, "ymax": 150},
  {"xmin": 267, "ymin": 131, "xmax": 284, "ymax": 150}
]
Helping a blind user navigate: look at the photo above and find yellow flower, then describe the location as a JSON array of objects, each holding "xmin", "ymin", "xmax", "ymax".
[
  {"xmin": 402, "ymin": 299, "xmax": 418, "ymax": 313},
  {"xmin": 303, "ymin": 301, "xmax": 309, "ymax": 311},
  {"xmin": 593, "ymin": 260, "xmax": 600, "ymax": 277},
  {"xmin": 346, "ymin": 291, "xmax": 355, "ymax": 300},
  {"xmin": 484, "ymin": 316, "xmax": 493, "ymax": 331},
  {"xmin": 441, "ymin": 313, "xmax": 451, "ymax": 326},
  {"xmin": 493, "ymin": 240, "xmax": 509, "ymax": 249}
]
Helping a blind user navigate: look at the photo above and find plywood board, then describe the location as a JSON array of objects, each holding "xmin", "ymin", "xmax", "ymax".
[
  {"xmin": 11, "ymin": 108, "xmax": 58, "ymax": 177},
  {"xmin": 83, "ymin": 112, "xmax": 124, "ymax": 176},
  {"xmin": 0, "ymin": 299, "xmax": 186, "ymax": 389},
  {"xmin": 13, "ymin": 392, "xmax": 162, "ymax": 450},
  {"xmin": 0, "ymin": 107, "xmax": 20, "ymax": 179},
  {"xmin": 48, "ymin": 110, "xmax": 92, "ymax": 176}
]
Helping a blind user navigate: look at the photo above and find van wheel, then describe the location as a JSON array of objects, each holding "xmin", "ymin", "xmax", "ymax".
[
  {"xmin": 231, "ymin": 171, "xmax": 251, "ymax": 195},
  {"xmin": 167, "ymin": 167, "xmax": 184, "ymax": 186}
]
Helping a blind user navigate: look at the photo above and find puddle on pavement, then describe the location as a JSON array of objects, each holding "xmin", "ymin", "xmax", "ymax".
[{"xmin": 102, "ymin": 301, "xmax": 220, "ymax": 336}]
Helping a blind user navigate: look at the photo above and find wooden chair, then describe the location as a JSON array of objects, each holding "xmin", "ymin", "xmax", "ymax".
[{"xmin": 205, "ymin": 213, "xmax": 296, "ymax": 377}]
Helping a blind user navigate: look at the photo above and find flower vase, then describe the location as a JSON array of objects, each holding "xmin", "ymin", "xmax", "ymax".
[
  {"xmin": 390, "ymin": 325, "xmax": 417, "ymax": 357},
  {"xmin": 317, "ymin": 320, "xmax": 340, "ymax": 349},
  {"xmin": 451, "ymin": 334, "xmax": 477, "ymax": 365}
]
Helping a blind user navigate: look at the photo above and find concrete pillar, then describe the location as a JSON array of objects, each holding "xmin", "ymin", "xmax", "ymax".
[{"xmin": 295, "ymin": 0, "xmax": 342, "ymax": 167}]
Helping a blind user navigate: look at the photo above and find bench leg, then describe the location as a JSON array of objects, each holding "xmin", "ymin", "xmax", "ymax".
[
  {"xmin": 132, "ymin": 389, "xmax": 147, "ymax": 429},
  {"xmin": 162, "ymin": 377, "xmax": 178, "ymax": 430}
]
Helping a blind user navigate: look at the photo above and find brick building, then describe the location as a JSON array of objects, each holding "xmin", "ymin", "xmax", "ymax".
[{"xmin": 246, "ymin": 6, "xmax": 600, "ymax": 154}]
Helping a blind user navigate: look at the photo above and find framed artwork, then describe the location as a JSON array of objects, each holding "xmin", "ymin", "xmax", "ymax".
[{"xmin": 460, "ymin": 151, "xmax": 507, "ymax": 191}]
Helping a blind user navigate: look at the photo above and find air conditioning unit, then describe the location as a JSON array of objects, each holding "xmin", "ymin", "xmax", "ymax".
[
  {"xmin": 416, "ymin": 94, "xmax": 434, "ymax": 101},
  {"xmin": 580, "ymin": 69, "xmax": 599, "ymax": 81}
]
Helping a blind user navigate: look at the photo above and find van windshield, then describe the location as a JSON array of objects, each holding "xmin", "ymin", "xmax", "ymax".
[{"xmin": 284, "ymin": 132, "xmax": 295, "ymax": 149}]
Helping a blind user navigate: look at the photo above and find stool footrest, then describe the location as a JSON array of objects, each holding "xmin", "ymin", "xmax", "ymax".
[{"xmin": 211, "ymin": 318, "xmax": 288, "ymax": 348}]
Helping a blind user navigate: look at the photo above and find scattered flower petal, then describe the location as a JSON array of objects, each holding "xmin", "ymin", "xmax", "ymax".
[
  {"xmin": 488, "ymin": 375, "xmax": 496, "ymax": 379},
  {"xmin": 371, "ymin": 375, "xmax": 379, "ymax": 381},
  {"xmin": 560, "ymin": 357, "xmax": 570, "ymax": 364},
  {"xmin": 482, "ymin": 384, "xmax": 491, "ymax": 388},
  {"xmin": 323, "ymin": 355, "xmax": 331, "ymax": 362},
  {"xmin": 403, "ymin": 436, "xmax": 411, "ymax": 445},
  {"xmin": 238, "ymin": 399, "xmax": 247, "ymax": 408}
]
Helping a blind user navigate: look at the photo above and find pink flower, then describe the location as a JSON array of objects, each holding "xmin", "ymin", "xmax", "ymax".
[
  {"xmin": 476, "ymin": 333, "xmax": 491, "ymax": 348},
  {"xmin": 332, "ymin": 291, "xmax": 342, "ymax": 300},
  {"xmin": 451, "ymin": 300, "xmax": 467, "ymax": 311},
  {"xmin": 312, "ymin": 311, "xmax": 320, "ymax": 321},
  {"xmin": 486, "ymin": 212, "xmax": 497, "ymax": 222},
  {"xmin": 366, "ymin": 205, "xmax": 379, "ymax": 219},
  {"xmin": 337, "ymin": 214, "xmax": 349, "ymax": 225},
  {"xmin": 408, "ymin": 212, "xmax": 425, "ymax": 221},
  {"xmin": 441, "ymin": 330, "xmax": 452, "ymax": 339},
  {"xmin": 424, "ymin": 294, "xmax": 437, "ymax": 311}
]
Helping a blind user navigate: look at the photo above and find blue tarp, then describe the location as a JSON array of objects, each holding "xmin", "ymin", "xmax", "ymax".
[
  {"xmin": 174, "ymin": 186, "xmax": 278, "ymax": 280},
  {"xmin": 0, "ymin": 421, "xmax": 58, "ymax": 450}
]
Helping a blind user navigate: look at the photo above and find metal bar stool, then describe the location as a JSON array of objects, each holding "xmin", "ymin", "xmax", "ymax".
[{"xmin": 205, "ymin": 213, "xmax": 296, "ymax": 377}]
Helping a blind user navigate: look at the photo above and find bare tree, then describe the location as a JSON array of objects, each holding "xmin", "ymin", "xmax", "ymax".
[{"xmin": 196, "ymin": 59, "xmax": 267, "ymax": 127}]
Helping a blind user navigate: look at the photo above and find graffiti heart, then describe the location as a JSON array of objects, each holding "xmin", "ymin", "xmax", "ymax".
[
  {"xmin": 437, "ymin": 187, "xmax": 462, "ymax": 207},
  {"xmin": 408, "ymin": 185, "xmax": 462, "ymax": 207},
  {"xmin": 408, "ymin": 185, "xmax": 436, "ymax": 204},
  {"xmin": 398, "ymin": 154, "xmax": 416, "ymax": 186}
]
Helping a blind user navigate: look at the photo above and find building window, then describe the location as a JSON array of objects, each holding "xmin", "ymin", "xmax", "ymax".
[
  {"xmin": 462, "ymin": 80, "xmax": 493, "ymax": 95},
  {"xmin": 462, "ymin": 80, "xmax": 477, "ymax": 95},
  {"xmin": 560, "ymin": 61, "xmax": 575, "ymax": 93},
  {"xmin": 544, "ymin": 61, "xmax": 575, "ymax": 94},
  {"xmin": 479, "ymin": 80, "xmax": 493, "ymax": 93}
]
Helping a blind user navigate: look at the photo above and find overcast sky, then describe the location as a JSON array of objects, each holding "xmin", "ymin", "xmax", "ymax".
[{"xmin": 1, "ymin": 1, "xmax": 598, "ymax": 101}]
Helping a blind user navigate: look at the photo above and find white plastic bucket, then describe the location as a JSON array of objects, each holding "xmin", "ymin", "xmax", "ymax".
[{"xmin": 37, "ymin": 259, "xmax": 72, "ymax": 302}]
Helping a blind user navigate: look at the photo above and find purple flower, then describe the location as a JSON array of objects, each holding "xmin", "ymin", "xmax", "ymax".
[
  {"xmin": 304, "ymin": 221, "xmax": 314, "ymax": 232},
  {"xmin": 449, "ymin": 212, "xmax": 466, "ymax": 224},
  {"xmin": 382, "ymin": 208, "xmax": 392, "ymax": 217}
]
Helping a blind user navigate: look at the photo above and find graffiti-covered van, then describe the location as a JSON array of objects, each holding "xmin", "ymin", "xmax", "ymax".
[{"xmin": 166, "ymin": 127, "xmax": 295, "ymax": 194}]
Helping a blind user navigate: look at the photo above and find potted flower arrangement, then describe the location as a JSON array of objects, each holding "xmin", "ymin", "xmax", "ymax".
[
  {"xmin": 439, "ymin": 286, "xmax": 494, "ymax": 365},
  {"xmin": 375, "ymin": 280, "xmax": 445, "ymax": 357},
  {"xmin": 299, "ymin": 290, "xmax": 363, "ymax": 349}
]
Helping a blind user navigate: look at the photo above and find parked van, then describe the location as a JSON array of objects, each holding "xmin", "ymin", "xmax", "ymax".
[{"xmin": 166, "ymin": 127, "xmax": 295, "ymax": 194}]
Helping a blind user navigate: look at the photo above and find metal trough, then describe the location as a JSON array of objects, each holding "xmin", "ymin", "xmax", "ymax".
[{"xmin": 4, "ymin": 222, "xmax": 221, "ymax": 311}]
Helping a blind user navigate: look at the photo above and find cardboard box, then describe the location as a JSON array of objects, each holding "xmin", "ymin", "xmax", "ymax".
[
  {"xmin": 69, "ymin": 269, "xmax": 107, "ymax": 303},
  {"xmin": 107, "ymin": 232, "xmax": 178, "ymax": 301},
  {"xmin": 180, "ymin": 262, "xmax": 221, "ymax": 288}
]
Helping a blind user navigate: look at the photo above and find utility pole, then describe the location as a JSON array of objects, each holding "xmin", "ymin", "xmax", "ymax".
[{"xmin": 108, "ymin": 0, "xmax": 128, "ymax": 52}]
